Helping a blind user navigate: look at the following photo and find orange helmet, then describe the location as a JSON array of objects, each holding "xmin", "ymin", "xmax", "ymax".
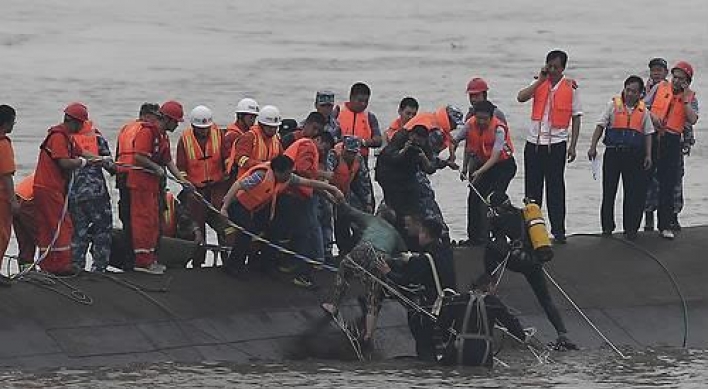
[
  {"xmin": 672, "ymin": 61, "xmax": 694, "ymax": 81},
  {"xmin": 466, "ymin": 77, "xmax": 489, "ymax": 94},
  {"xmin": 159, "ymin": 100, "xmax": 184, "ymax": 122},
  {"xmin": 64, "ymin": 102, "xmax": 89, "ymax": 122}
]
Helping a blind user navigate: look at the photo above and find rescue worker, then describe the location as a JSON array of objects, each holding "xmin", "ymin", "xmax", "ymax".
[
  {"xmin": 385, "ymin": 97, "xmax": 419, "ymax": 143},
  {"xmin": 312, "ymin": 90, "xmax": 340, "ymax": 139},
  {"xmin": 281, "ymin": 112, "xmax": 325, "ymax": 149},
  {"xmin": 454, "ymin": 100, "xmax": 517, "ymax": 245},
  {"xmin": 13, "ymin": 174, "xmax": 36, "ymax": 270},
  {"xmin": 464, "ymin": 77, "xmax": 508, "ymax": 123},
  {"xmin": 280, "ymin": 112, "xmax": 327, "ymax": 287},
  {"xmin": 645, "ymin": 61, "xmax": 699, "ymax": 240},
  {"xmin": 377, "ymin": 217, "xmax": 456, "ymax": 361},
  {"xmin": 644, "ymin": 60, "xmax": 699, "ymax": 236},
  {"xmin": 334, "ymin": 82, "xmax": 382, "ymax": 161},
  {"xmin": 115, "ymin": 103, "xmax": 160, "ymax": 270},
  {"xmin": 328, "ymin": 136, "xmax": 374, "ymax": 255},
  {"xmin": 161, "ymin": 190, "xmax": 204, "ymax": 245},
  {"xmin": 128, "ymin": 100, "xmax": 192, "ymax": 275},
  {"xmin": 219, "ymin": 155, "xmax": 344, "ymax": 277},
  {"xmin": 316, "ymin": 131, "xmax": 337, "ymax": 264},
  {"xmin": 176, "ymin": 105, "xmax": 232, "ymax": 267},
  {"xmin": 226, "ymin": 105, "xmax": 283, "ymax": 179},
  {"xmin": 322, "ymin": 203, "xmax": 407, "ymax": 346},
  {"xmin": 588, "ymin": 75, "xmax": 654, "ymax": 239},
  {"xmin": 483, "ymin": 191, "xmax": 577, "ymax": 350},
  {"xmin": 69, "ymin": 120, "xmax": 115, "ymax": 272},
  {"xmin": 439, "ymin": 273, "xmax": 528, "ymax": 367},
  {"xmin": 517, "ymin": 49, "xmax": 583, "ymax": 244},
  {"xmin": 34, "ymin": 103, "xmax": 97, "ymax": 275},
  {"xmin": 0, "ymin": 105, "xmax": 17, "ymax": 285},
  {"xmin": 224, "ymin": 98, "xmax": 259, "ymax": 167}
]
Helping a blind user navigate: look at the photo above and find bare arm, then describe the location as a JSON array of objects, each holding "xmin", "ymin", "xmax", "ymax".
[
  {"xmin": 1, "ymin": 174, "xmax": 18, "ymax": 214},
  {"xmin": 294, "ymin": 175, "xmax": 344, "ymax": 202},
  {"xmin": 220, "ymin": 180, "xmax": 244, "ymax": 213},
  {"xmin": 567, "ymin": 115, "xmax": 581, "ymax": 163},
  {"xmin": 517, "ymin": 76, "xmax": 545, "ymax": 103},
  {"xmin": 587, "ymin": 125, "xmax": 604, "ymax": 160}
]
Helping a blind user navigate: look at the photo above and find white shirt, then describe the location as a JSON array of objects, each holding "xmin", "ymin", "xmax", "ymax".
[
  {"xmin": 596, "ymin": 99, "xmax": 655, "ymax": 135},
  {"xmin": 525, "ymin": 76, "xmax": 583, "ymax": 145}
]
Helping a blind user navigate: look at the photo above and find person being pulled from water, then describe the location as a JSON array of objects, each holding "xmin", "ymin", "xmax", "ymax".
[
  {"xmin": 376, "ymin": 217, "xmax": 457, "ymax": 361},
  {"xmin": 438, "ymin": 273, "xmax": 528, "ymax": 367},
  {"xmin": 484, "ymin": 191, "xmax": 578, "ymax": 351},
  {"xmin": 321, "ymin": 202, "xmax": 407, "ymax": 346}
]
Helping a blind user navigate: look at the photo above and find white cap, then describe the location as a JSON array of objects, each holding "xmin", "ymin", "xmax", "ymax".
[
  {"xmin": 235, "ymin": 98, "xmax": 259, "ymax": 115},
  {"xmin": 258, "ymin": 105, "xmax": 282, "ymax": 127},
  {"xmin": 189, "ymin": 105, "xmax": 213, "ymax": 128}
]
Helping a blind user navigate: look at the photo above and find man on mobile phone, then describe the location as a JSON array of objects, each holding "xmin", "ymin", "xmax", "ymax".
[{"xmin": 517, "ymin": 50, "xmax": 583, "ymax": 244}]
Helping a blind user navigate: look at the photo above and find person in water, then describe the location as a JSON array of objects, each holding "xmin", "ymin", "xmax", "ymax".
[{"xmin": 483, "ymin": 191, "xmax": 578, "ymax": 351}]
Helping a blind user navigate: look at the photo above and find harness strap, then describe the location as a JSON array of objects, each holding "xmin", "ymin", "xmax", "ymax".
[{"xmin": 424, "ymin": 253, "xmax": 444, "ymax": 316}]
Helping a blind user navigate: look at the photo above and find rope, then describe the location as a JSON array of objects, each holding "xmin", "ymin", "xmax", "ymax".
[
  {"xmin": 17, "ymin": 271, "xmax": 93, "ymax": 305},
  {"xmin": 542, "ymin": 268, "xmax": 628, "ymax": 359},
  {"xmin": 568, "ymin": 232, "xmax": 688, "ymax": 348},
  {"xmin": 10, "ymin": 173, "xmax": 75, "ymax": 280}
]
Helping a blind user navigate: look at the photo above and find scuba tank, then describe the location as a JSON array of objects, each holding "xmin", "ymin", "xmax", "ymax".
[{"xmin": 522, "ymin": 199, "xmax": 554, "ymax": 262}]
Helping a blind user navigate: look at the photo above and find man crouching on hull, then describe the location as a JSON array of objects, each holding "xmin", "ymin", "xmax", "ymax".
[{"xmin": 484, "ymin": 191, "xmax": 578, "ymax": 351}]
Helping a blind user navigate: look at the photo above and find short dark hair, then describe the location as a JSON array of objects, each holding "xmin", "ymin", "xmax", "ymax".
[
  {"xmin": 304, "ymin": 111, "xmax": 326, "ymax": 126},
  {"xmin": 421, "ymin": 217, "xmax": 444, "ymax": 240},
  {"xmin": 473, "ymin": 100, "xmax": 495, "ymax": 116},
  {"xmin": 139, "ymin": 103, "xmax": 160, "ymax": 117},
  {"xmin": 624, "ymin": 75, "xmax": 645, "ymax": 94},
  {"xmin": 546, "ymin": 50, "xmax": 568, "ymax": 68},
  {"xmin": 271, "ymin": 155, "xmax": 294, "ymax": 172},
  {"xmin": 350, "ymin": 82, "xmax": 371, "ymax": 97},
  {"xmin": 411, "ymin": 125, "xmax": 429, "ymax": 137},
  {"xmin": 377, "ymin": 206, "xmax": 397, "ymax": 226},
  {"xmin": 0, "ymin": 105, "xmax": 16, "ymax": 126},
  {"xmin": 399, "ymin": 97, "xmax": 419, "ymax": 111},
  {"xmin": 316, "ymin": 131, "xmax": 335, "ymax": 147}
]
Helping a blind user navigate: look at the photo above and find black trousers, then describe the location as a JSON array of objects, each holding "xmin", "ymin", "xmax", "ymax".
[
  {"xmin": 225, "ymin": 201, "xmax": 270, "ymax": 273},
  {"xmin": 116, "ymin": 175, "xmax": 135, "ymax": 270},
  {"xmin": 601, "ymin": 148, "xmax": 647, "ymax": 233},
  {"xmin": 334, "ymin": 208, "xmax": 356, "ymax": 256},
  {"xmin": 467, "ymin": 157, "xmax": 517, "ymax": 241},
  {"xmin": 524, "ymin": 141, "xmax": 567, "ymax": 238},
  {"xmin": 654, "ymin": 133, "xmax": 682, "ymax": 231}
]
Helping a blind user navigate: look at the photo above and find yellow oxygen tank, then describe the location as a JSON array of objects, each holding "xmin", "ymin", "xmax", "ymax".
[{"xmin": 522, "ymin": 202, "xmax": 552, "ymax": 254}]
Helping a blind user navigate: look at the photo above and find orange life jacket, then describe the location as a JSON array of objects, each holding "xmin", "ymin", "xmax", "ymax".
[
  {"xmin": 403, "ymin": 107, "xmax": 453, "ymax": 149},
  {"xmin": 181, "ymin": 124, "xmax": 225, "ymax": 187},
  {"xmin": 116, "ymin": 120, "xmax": 142, "ymax": 167},
  {"xmin": 236, "ymin": 163, "xmax": 288, "ymax": 219},
  {"xmin": 226, "ymin": 125, "xmax": 282, "ymax": 177},
  {"xmin": 283, "ymin": 138, "xmax": 319, "ymax": 198},
  {"xmin": 338, "ymin": 104, "xmax": 373, "ymax": 156},
  {"xmin": 465, "ymin": 116, "xmax": 514, "ymax": 163},
  {"xmin": 385, "ymin": 118, "xmax": 403, "ymax": 143},
  {"xmin": 531, "ymin": 78, "xmax": 575, "ymax": 129},
  {"xmin": 161, "ymin": 192, "xmax": 177, "ymax": 238},
  {"xmin": 71, "ymin": 121, "xmax": 100, "ymax": 156},
  {"xmin": 610, "ymin": 97, "xmax": 645, "ymax": 132},
  {"xmin": 15, "ymin": 173, "xmax": 35, "ymax": 201},
  {"xmin": 650, "ymin": 81, "xmax": 689, "ymax": 135},
  {"xmin": 331, "ymin": 144, "xmax": 361, "ymax": 195}
]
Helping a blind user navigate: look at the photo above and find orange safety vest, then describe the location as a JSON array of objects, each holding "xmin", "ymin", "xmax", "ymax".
[
  {"xmin": 611, "ymin": 97, "xmax": 645, "ymax": 132},
  {"xmin": 236, "ymin": 163, "xmax": 288, "ymax": 218},
  {"xmin": 465, "ymin": 116, "xmax": 514, "ymax": 163},
  {"xmin": 116, "ymin": 120, "xmax": 142, "ymax": 166},
  {"xmin": 161, "ymin": 192, "xmax": 177, "ymax": 238},
  {"xmin": 531, "ymin": 78, "xmax": 575, "ymax": 129},
  {"xmin": 283, "ymin": 138, "xmax": 319, "ymax": 198},
  {"xmin": 226, "ymin": 125, "xmax": 282, "ymax": 177},
  {"xmin": 650, "ymin": 81, "xmax": 689, "ymax": 135},
  {"xmin": 181, "ymin": 124, "xmax": 225, "ymax": 187},
  {"xmin": 338, "ymin": 104, "xmax": 373, "ymax": 156},
  {"xmin": 71, "ymin": 121, "xmax": 100, "ymax": 156},
  {"xmin": 331, "ymin": 144, "xmax": 360, "ymax": 195},
  {"xmin": 403, "ymin": 107, "xmax": 453, "ymax": 149},
  {"xmin": 15, "ymin": 173, "xmax": 35, "ymax": 201},
  {"xmin": 226, "ymin": 122, "xmax": 248, "ymax": 138}
]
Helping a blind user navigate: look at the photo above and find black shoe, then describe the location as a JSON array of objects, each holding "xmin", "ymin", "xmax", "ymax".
[
  {"xmin": 644, "ymin": 212, "xmax": 655, "ymax": 231},
  {"xmin": 670, "ymin": 215, "xmax": 681, "ymax": 232},
  {"xmin": 553, "ymin": 235, "xmax": 567, "ymax": 244},
  {"xmin": 601, "ymin": 230, "xmax": 613, "ymax": 237},
  {"xmin": 457, "ymin": 239, "xmax": 471, "ymax": 247},
  {"xmin": 624, "ymin": 231, "xmax": 638, "ymax": 241},
  {"xmin": 550, "ymin": 335, "xmax": 578, "ymax": 351}
]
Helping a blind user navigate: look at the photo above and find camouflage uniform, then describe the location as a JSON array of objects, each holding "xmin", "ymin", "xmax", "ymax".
[{"xmin": 69, "ymin": 136, "xmax": 113, "ymax": 272}]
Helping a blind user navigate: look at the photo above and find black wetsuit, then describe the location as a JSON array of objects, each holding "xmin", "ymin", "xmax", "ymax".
[
  {"xmin": 386, "ymin": 239, "xmax": 457, "ymax": 361},
  {"xmin": 484, "ymin": 205, "xmax": 567, "ymax": 336},
  {"xmin": 439, "ymin": 292, "xmax": 525, "ymax": 367}
]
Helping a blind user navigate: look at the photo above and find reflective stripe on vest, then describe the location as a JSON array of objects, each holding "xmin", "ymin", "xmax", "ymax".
[
  {"xmin": 531, "ymin": 78, "xmax": 574, "ymax": 129},
  {"xmin": 236, "ymin": 163, "xmax": 288, "ymax": 219},
  {"xmin": 162, "ymin": 192, "xmax": 177, "ymax": 237},
  {"xmin": 331, "ymin": 144, "xmax": 360, "ymax": 194},
  {"xmin": 15, "ymin": 173, "xmax": 35, "ymax": 201},
  {"xmin": 650, "ymin": 81, "xmax": 687, "ymax": 135},
  {"xmin": 182, "ymin": 125, "xmax": 225, "ymax": 187},
  {"xmin": 465, "ymin": 116, "xmax": 514, "ymax": 162},
  {"xmin": 71, "ymin": 121, "xmax": 100, "ymax": 156},
  {"xmin": 337, "ymin": 104, "xmax": 373, "ymax": 156},
  {"xmin": 226, "ymin": 126, "xmax": 282, "ymax": 178}
]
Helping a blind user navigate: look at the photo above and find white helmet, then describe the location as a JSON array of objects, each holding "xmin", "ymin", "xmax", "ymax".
[
  {"xmin": 235, "ymin": 98, "xmax": 259, "ymax": 115},
  {"xmin": 189, "ymin": 105, "xmax": 213, "ymax": 128},
  {"xmin": 258, "ymin": 105, "xmax": 282, "ymax": 127}
]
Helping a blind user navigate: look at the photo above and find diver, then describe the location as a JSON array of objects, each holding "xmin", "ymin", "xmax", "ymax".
[{"xmin": 483, "ymin": 191, "xmax": 578, "ymax": 351}]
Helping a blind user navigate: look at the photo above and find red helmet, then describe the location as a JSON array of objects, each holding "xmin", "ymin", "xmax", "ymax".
[
  {"xmin": 159, "ymin": 100, "xmax": 184, "ymax": 122},
  {"xmin": 466, "ymin": 77, "xmax": 489, "ymax": 94},
  {"xmin": 672, "ymin": 61, "xmax": 694, "ymax": 81},
  {"xmin": 64, "ymin": 102, "xmax": 88, "ymax": 122}
]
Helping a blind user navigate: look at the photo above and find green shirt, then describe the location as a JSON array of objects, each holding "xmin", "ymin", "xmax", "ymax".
[{"xmin": 340, "ymin": 203, "xmax": 407, "ymax": 254}]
